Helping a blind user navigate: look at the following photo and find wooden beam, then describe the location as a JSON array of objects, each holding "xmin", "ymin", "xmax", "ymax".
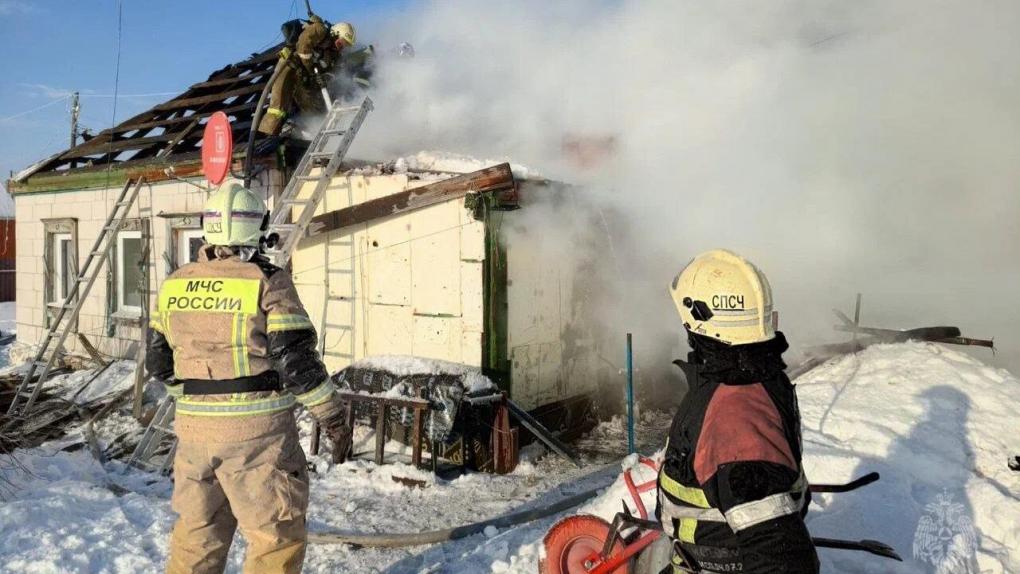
[
  {"xmin": 375, "ymin": 404, "xmax": 388, "ymax": 465},
  {"xmin": 152, "ymin": 83, "xmax": 265, "ymax": 112},
  {"xmin": 109, "ymin": 103, "xmax": 253, "ymax": 134},
  {"xmin": 60, "ymin": 133, "xmax": 179, "ymax": 159},
  {"xmin": 307, "ymin": 163, "xmax": 515, "ymax": 238},
  {"xmin": 188, "ymin": 70, "xmax": 273, "ymax": 90}
]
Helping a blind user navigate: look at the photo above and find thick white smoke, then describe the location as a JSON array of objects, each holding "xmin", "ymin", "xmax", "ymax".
[{"xmin": 356, "ymin": 0, "xmax": 1020, "ymax": 373}]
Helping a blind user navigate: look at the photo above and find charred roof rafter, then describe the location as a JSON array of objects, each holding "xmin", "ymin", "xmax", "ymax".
[{"xmin": 16, "ymin": 44, "xmax": 284, "ymax": 180}]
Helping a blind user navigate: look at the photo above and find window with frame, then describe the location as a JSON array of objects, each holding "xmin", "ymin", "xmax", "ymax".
[
  {"xmin": 42, "ymin": 218, "xmax": 78, "ymax": 314},
  {"xmin": 116, "ymin": 230, "xmax": 144, "ymax": 316},
  {"xmin": 52, "ymin": 233, "xmax": 74, "ymax": 303},
  {"xmin": 176, "ymin": 227, "xmax": 205, "ymax": 267}
]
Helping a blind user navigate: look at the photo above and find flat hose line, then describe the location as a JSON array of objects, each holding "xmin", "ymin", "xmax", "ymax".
[{"xmin": 307, "ymin": 484, "xmax": 607, "ymax": 547}]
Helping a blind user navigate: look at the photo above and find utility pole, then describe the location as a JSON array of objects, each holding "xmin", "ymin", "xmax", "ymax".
[
  {"xmin": 69, "ymin": 91, "xmax": 80, "ymax": 169},
  {"xmin": 70, "ymin": 91, "xmax": 80, "ymax": 147}
]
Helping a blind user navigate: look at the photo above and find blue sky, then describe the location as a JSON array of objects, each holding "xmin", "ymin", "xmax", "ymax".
[{"xmin": 0, "ymin": 0, "xmax": 410, "ymax": 191}]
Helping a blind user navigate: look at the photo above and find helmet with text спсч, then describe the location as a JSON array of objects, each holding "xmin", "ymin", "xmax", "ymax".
[{"xmin": 669, "ymin": 249, "xmax": 776, "ymax": 346}]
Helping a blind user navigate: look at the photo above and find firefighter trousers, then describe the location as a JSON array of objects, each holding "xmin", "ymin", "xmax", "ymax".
[
  {"xmin": 257, "ymin": 63, "xmax": 327, "ymax": 136},
  {"xmin": 166, "ymin": 422, "xmax": 310, "ymax": 574}
]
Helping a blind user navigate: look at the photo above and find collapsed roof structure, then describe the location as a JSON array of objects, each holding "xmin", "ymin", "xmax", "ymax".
[
  {"xmin": 5, "ymin": 38, "xmax": 617, "ymax": 472},
  {"xmin": 9, "ymin": 45, "xmax": 284, "ymax": 193}
]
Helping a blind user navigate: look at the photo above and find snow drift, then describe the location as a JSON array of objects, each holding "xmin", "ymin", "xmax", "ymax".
[{"xmin": 443, "ymin": 342, "xmax": 1020, "ymax": 573}]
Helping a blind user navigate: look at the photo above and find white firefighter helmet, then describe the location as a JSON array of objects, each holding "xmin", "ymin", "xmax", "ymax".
[
  {"xmin": 669, "ymin": 249, "xmax": 776, "ymax": 346},
  {"xmin": 331, "ymin": 22, "xmax": 356, "ymax": 46},
  {"xmin": 202, "ymin": 183, "xmax": 268, "ymax": 247}
]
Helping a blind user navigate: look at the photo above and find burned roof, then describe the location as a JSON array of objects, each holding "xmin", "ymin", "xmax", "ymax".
[{"xmin": 11, "ymin": 44, "xmax": 285, "ymax": 189}]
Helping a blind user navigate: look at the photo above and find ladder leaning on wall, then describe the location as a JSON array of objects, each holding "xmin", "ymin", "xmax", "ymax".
[
  {"xmin": 4, "ymin": 178, "xmax": 148, "ymax": 419},
  {"xmin": 3, "ymin": 124, "xmax": 199, "ymax": 421},
  {"xmin": 128, "ymin": 96, "xmax": 374, "ymax": 474}
]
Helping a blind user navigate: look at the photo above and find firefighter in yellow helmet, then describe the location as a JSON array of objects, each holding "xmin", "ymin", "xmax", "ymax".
[
  {"xmin": 258, "ymin": 17, "xmax": 358, "ymax": 136},
  {"xmin": 656, "ymin": 249, "xmax": 819, "ymax": 573},
  {"xmin": 147, "ymin": 183, "xmax": 351, "ymax": 574}
]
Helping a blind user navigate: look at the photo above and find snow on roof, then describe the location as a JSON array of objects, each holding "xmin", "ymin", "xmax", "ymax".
[
  {"xmin": 358, "ymin": 150, "xmax": 539, "ymax": 181},
  {"xmin": 349, "ymin": 354, "xmax": 497, "ymax": 393}
]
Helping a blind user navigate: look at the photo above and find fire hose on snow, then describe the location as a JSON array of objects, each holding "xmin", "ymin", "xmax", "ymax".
[{"xmin": 307, "ymin": 484, "xmax": 607, "ymax": 547}]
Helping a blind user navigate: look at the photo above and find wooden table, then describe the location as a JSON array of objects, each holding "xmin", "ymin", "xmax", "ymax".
[{"xmin": 337, "ymin": 391, "xmax": 434, "ymax": 468}]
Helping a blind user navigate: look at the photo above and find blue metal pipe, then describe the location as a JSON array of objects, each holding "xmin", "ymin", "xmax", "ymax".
[{"xmin": 626, "ymin": 332, "xmax": 635, "ymax": 454}]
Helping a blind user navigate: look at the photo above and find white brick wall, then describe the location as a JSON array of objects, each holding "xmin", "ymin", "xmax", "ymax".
[{"xmin": 12, "ymin": 175, "xmax": 274, "ymax": 360}]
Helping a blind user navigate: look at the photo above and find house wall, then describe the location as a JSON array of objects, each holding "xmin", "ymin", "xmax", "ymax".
[
  {"xmin": 504, "ymin": 183, "xmax": 604, "ymax": 410},
  {"xmin": 290, "ymin": 171, "xmax": 487, "ymax": 375},
  {"xmin": 12, "ymin": 173, "xmax": 280, "ymax": 360},
  {"xmin": 12, "ymin": 167, "xmax": 602, "ymax": 415}
]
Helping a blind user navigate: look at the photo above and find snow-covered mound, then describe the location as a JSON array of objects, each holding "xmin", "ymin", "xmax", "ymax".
[
  {"xmin": 392, "ymin": 151, "xmax": 541, "ymax": 180},
  {"xmin": 484, "ymin": 342, "xmax": 1020, "ymax": 573},
  {"xmin": 348, "ymin": 354, "xmax": 497, "ymax": 394},
  {"xmin": 798, "ymin": 342, "xmax": 1020, "ymax": 573},
  {"xmin": 0, "ymin": 452, "xmax": 175, "ymax": 572}
]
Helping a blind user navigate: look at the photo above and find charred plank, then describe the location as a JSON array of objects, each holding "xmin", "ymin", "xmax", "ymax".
[{"xmin": 307, "ymin": 163, "xmax": 515, "ymax": 238}]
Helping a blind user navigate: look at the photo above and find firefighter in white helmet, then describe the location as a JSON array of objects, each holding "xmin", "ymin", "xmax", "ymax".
[
  {"xmin": 656, "ymin": 249, "xmax": 819, "ymax": 573},
  {"xmin": 147, "ymin": 183, "xmax": 351, "ymax": 574}
]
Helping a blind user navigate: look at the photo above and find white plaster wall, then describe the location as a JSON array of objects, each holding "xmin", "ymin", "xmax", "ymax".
[
  {"xmin": 290, "ymin": 172, "xmax": 487, "ymax": 375},
  {"xmin": 505, "ymin": 184, "xmax": 602, "ymax": 410}
]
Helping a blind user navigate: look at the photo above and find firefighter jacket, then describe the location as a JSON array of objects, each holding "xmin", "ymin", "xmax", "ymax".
[
  {"xmin": 656, "ymin": 332, "xmax": 820, "ymax": 573},
  {"xmin": 287, "ymin": 16, "xmax": 337, "ymax": 77},
  {"xmin": 146, "ymin": 245, "xmax": 338, "ymax": 437}
]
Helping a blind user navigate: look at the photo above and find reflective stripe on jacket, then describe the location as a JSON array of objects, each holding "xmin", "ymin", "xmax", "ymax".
[
  {"xmin": 656, "ymin": 367, "xmax": 807, "ymax": 550},
  {"xmin": 147, "ymin": 244, "xmax": 333, "ymax": 419}
]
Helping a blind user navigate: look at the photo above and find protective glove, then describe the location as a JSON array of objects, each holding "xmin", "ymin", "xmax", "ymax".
[
  {"xmin": 313, "ymin": 72, "xmax": 328, "ymax": 89},
  {"xmin": 319, "ymin": 411, "xmax": 352, "ymax": 464}
]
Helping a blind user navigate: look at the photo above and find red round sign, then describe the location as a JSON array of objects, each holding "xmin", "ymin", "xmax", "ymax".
[{"xmin": 201, "ymin": 111, "xmax": 233, "ymax": 185}]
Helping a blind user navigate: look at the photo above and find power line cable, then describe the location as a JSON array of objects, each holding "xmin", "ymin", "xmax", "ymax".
[
  {"xmin": 82, "ymin": 92, "xmax": 180, "ymax": 99},
  {"xmin": 0, "ymin": 96, "xmax": 70, "ymax": 123}
]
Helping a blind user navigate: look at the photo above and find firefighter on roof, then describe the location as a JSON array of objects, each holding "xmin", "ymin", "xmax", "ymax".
[
  {"xmin": 657, "ymin": 249, "xmax": 819, "ymax": 573},
  {"xmin": 257, "ymin": 16, "xmax": 357, "ymax": 136},
  {"xmin": 147, "ymin": 183, "xmax": 351, "ymax": 574}
]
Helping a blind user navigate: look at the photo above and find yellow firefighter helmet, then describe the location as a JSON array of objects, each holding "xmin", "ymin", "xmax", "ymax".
[
  {"xmin": 669, "ymin": 249, "xmax": 776, "ymax": 346},
  {"xmin": 202, "ymin": 183, "xmax": 268, "ymax": 247},
  {"xmin": 331, "ymin": 22, "xmax": 356, "ymax": 46}
]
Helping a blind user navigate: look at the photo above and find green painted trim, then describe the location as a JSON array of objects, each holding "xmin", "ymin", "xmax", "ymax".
[
  {"xmin": 8, "ymin": 159, "xmax": 199, "ymax": 195},
  {"xmin": 8, "ymin": 148, "xmax": 257, "ymax": 195},
  {"xmin": 481, "ymin": 195, "xmax": 511, "ymax": 391}
]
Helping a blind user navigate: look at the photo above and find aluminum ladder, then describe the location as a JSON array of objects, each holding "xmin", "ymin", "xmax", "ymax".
[
  {"xmin": 126, "ymin": 395, "xmax": 177, "ymax": 475},
  {"xmin": 128, "ymin": 99, "xmax": 372, "ymax": 471},
  {"xmin": 4, "ymin": 122, "xmax": 197, "ymax": 420},
  {"xmin": 6, "ymin": 177, "xmax": 149, "ymax": 418},
  {"xmin": 264, "ymin": 96, "xmax": 373, "ymax": 267}
]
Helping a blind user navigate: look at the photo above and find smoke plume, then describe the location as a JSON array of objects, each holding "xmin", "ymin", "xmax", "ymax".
[{"xmin": 356, "ymin": 0, "xmax": 1020, "ymax": 374}]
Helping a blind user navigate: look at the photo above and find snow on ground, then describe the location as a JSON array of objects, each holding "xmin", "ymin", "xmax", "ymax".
[
  {"xmin": 0, "ymin": 301, "xmax": 15, "ymax": 369},
  {"xmin": 0, "ymin": 301, "xmax": 14, "ymax": 335},
  {"xmin": 479, "ymin": 342, "xmax": 1020, "ymax": 574},
  {"xmin": 798, "ymin": 343, "xmax": 1020, "ymax": 573},
  {"xmin": 0, "ymin": 385, "xmax": 669, "ymax": 573},
  {"xmin": 3, "ymin": 342, "xmax": 1018, "ymax": 573},
  {"xmin": 0, "ymin": 452, "xmax": 175, "ymax": 573}
]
